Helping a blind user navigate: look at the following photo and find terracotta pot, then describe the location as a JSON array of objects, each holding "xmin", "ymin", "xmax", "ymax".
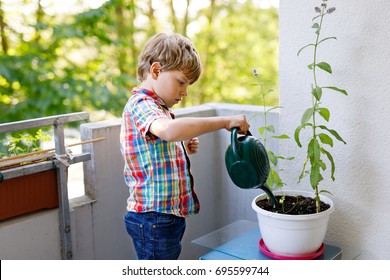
[{"xmin": 0, "ymin": 169, "xmax": 59, "ymax": 221}]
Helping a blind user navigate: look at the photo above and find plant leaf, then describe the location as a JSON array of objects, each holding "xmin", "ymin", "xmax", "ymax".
[
  {"xmin": 267, "ymin": 168, "xmax": 286, "ymax": 191},
  {"xmin": 310, "ymin": 163, "xmax": 323, "ymax": 189},
  {"xmin": 322, "ymin": 86, "xmax": 348, "ymax": 95},
  {"xmin": 312, "ymin": 14, "xmax": 322, "ymax": 21},
  {"xmin": 271, "ymin": 134, "xmax": 290, "ymax": 139},
  {"xmin": 298, "ymin": 157, "xmax": 309, "ymax": 183},
  {"xmin": 297, "ymin": 44, "xmax": 315, "ymax": 56},
  {"xmin": 312, "ymin": 23, "xmax": 320, "ymax": 29},
  {"xmin": 318, "ymin": 36, "xmax": 337, "ymax": 45},
  {"xmin": 316, "ymin": 62, "xmax": 332, "ymax": 74},
  {"xmin": 277, "ymin": 155, "xmax": 295, "ymax": 160},
  {"xmin": 259, "ymin": 127, "xmax": 266, "ymax": 135},
  {"xmin": 317, "ymin": 107, "xmax": 330, "ymax": 121},
  {"xmin": 258, "ymin": 125, "xmax": 275, "ymax": 135},
  {"xmin": 321, "ymin": 148, "xmax": 336, "ymax": 180},
  {"xmin": 312, "ymin": 23, "xmax": 320, "ymax": 35},
  {"xmin": 301, "ymin": 108, "xmax": 314, "ymax": 126},
  {"xmin": 312, "ymin": 86, "xmax": 322, "ymax": 101},
  {"xmin": 319, "ymin": 159, "xmax": 327, "ymax": 171},
  {"xmin": 308, "ymin": 138, "xmax": 321, "ymax": 163},
  {"xmin": 294, "ymin": 123, "xmax": 312, "ymax": 147},
  {"xmin": 267, "ymin": 150, "xmax": 278, "ymax": 166},
  {"xmin": 265, "ymin": 125, "xmax": 275, "ymax": 133},
  {"xmin": 266, "ymin": 106, "xmax": 283, "ymax": 114},
  {"xmin": 318, "ymin": 125, "xmax": 347, "ymax": 144},
  {"xmin": 294, "ymin": 125, "xmax": 303, "ymax": 147},
  {"xmin": 319, "ymin": 189, "xmax": 334, "ymax": 196},
  {"xmin": 318, "ymin": 133, "xmax": 334, "ymax": 147}
]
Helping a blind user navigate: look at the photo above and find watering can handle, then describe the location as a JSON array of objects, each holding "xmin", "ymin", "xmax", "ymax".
[{"xmin": 231, "ymin": 128, "xmax": 252, "ymax": 160}]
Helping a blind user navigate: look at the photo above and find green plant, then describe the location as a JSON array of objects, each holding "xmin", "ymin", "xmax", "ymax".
[
  {"xmin": 251, "ymin": 69, "xmax": 294, "ymax": 208},
  {"xmin": 294, "ymin": 0, "xmax": 348, "ymax": 212},
  {"xmin": 0, "ymin": 129, "xmax": 51, "ymax": 158}
]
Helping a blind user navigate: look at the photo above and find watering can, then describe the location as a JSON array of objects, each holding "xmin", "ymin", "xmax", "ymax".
[{"xmin": 225, "ymin": 128, "xmax": 277, "ymax": 206}]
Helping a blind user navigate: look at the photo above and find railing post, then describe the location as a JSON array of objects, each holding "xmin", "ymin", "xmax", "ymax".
[{"xmin": 53, "ymin": 120, "xmax": 73, "ymax": 260}]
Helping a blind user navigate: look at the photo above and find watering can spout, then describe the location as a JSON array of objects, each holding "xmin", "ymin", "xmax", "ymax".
[{"xmin": 259, "ymin": 184, "xmax": 277, "ymax": 207}]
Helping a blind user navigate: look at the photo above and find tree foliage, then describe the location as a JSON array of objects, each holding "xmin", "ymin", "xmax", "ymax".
[{"xmin": 0, "ymin": 0, "xmax": 278, "ymax": 124}]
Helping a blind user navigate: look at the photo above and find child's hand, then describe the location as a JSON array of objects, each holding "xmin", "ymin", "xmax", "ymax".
[
  {"xmin": 184, "ymin": 137, "xmax": 199, "ymax": 155},
  {"xmin": 227, "ymin": 115, "xmax": 250, "ymax": 134}
]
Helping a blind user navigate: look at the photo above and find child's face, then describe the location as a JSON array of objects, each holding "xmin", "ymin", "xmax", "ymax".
[{"xmin": 153, "ymin": 70, "xmax": 190, "ymax": 108}]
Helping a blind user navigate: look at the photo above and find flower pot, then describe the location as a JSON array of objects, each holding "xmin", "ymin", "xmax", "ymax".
[
  {"xmin": 251, "ymin": 190, "xmax": 334, "ymax": 257},
  {"xmin": 0, "ymin": 169, "xmax": 59, "ymax": 221}
]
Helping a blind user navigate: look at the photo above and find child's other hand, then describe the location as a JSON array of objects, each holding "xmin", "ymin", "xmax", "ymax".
[{"xmin": 185, "ymin": 137, "xmax": 199, "ymax": 155}]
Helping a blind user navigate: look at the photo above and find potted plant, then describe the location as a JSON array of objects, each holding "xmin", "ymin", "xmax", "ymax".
[
  {"xmin": 251, "ymin": 0, "xmax": 348, "ymax": 258},
  {"xmin": 251, "ymin": 68, "xmax": 293, "ymax": 204}
]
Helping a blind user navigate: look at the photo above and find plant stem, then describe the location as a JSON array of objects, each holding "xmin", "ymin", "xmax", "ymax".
[
  {"xmin": 262, "ymin": 85, "xmax": 268, "ymax": 150},
  {"xmin": 311, "ymin": 6, "xmax": 326, "ymax": 212},
  {"xmin": 255, "ymin": 74, "xmax": 268, "ymax": 150}
]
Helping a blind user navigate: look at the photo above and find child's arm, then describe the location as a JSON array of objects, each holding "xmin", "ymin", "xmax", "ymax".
[{"xmin": 149, "ymin": 115, "xmax": 249, "ymax": 142}]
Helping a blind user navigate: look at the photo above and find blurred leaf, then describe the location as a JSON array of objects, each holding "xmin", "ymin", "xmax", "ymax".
[
  {"xmin": 322, "ymin": 86, "xmax": 348, "ymax": 95},
  {"xmin": 317, "ymin": 107, "xmax": 330, "ymax": 121},
  {"xmin": 316, "ymin": 62, "xmax": 332, "ymax": 74},
  {"xmin": 318, "ymin": 133, "xmax": 334, "ymax": 147},
  {"xmin": 301, "ymin": 108, "xmax": 314, "ymax": 126},
  {"xmin": 312, "ymin": 86, "xmax": 322, "ymax": 101}
]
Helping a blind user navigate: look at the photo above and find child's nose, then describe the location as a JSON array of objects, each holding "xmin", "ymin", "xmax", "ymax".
[{"xmin": 181, "ymin": 88, "xmax": 188, "ymax": 96}]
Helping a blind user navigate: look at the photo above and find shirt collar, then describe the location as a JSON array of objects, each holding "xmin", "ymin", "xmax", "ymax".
[
  {"xmin": 134, "ymin": 87, "xmax": 169, "ymax": 110},
  {"xmin": 134, "ymin": 87, "xmax": 174, "ymax": 118}
]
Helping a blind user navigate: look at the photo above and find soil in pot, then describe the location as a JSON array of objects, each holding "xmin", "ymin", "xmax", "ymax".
[{"xmin": 256, "ymin": 195, "xmax": 330, "ymax": 215}]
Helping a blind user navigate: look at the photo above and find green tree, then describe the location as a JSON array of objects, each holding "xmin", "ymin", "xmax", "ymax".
[
  {"xmin": 0, "ymin": 0, "xmax": 278, "ymax": 125},
  {"xmin": 191, "ymin": 0, "xmax": 279, "ymax": 107}
]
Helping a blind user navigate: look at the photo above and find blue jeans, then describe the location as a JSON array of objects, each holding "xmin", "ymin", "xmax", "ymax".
[{"xmin": 123, "ymin": 211, "xmax": 186, "ymax": 260}]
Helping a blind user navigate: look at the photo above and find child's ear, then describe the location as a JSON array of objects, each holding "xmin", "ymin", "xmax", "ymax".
[{"xmin": 150, "ymin": 62, "xmax": 162, "ymax": 79}]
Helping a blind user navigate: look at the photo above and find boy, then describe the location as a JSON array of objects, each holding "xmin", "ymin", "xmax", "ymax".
[{"xmin": 120, "ymin": 33, "xmax": 249, "ymax": 260}]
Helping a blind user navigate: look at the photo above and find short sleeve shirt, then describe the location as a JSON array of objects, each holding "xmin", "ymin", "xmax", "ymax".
[{"xmin": 120, "ymin": 87, "xmax": 200, "ymax": 217}]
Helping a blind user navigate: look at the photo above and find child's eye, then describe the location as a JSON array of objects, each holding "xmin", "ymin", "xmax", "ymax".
[{"xmin": 178, "ymin": 80, "xmax": 185, "ymax": 86}]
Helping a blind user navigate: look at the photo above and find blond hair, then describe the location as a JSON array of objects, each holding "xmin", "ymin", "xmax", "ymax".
[{"xmin": 137, "ymin": 33, "xmax": 202, "ymax": 84}]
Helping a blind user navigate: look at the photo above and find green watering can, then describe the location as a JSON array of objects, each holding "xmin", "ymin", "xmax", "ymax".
[{"xmin": 225, "ymin": 128, "xmax": 277, "ymax": 206}]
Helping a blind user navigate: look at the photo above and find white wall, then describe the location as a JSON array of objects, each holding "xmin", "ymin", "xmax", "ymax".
[
  {"xmin": 0, "ymin": 210, "xmax": 61, "ymax": 259},
  {"xmin": 279, "ymin": 0, "xmax": 390, "ymax": 259}
]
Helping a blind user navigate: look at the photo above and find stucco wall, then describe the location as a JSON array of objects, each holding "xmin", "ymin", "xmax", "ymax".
[{"xmin": 279, "ymin": 0, "xmax": 390, "ymax": 259}]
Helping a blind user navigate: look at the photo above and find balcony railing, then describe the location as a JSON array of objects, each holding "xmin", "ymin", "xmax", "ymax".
[{"xmin": 0, "ymin": 103, "xmax": 278, "ymax": 260}]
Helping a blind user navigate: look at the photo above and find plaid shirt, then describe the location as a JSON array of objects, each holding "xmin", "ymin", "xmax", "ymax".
[{"xmin": 120, "ymin": 87, "xmax": 200, "ymax": 217}]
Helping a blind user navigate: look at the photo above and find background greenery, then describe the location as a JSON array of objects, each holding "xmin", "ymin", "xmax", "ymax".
[{"xmin": 0, "ymin": 0, "xmax": 278, "ymax": 124}]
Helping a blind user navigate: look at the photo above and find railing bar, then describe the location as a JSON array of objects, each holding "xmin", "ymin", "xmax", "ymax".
[
  {"xmin": 0, "ymin": 153, "xmax": 91, "ymax": 181},
  {"xmin": 0, "ymin": 112, "xmax": 88, "ymax": 133}
]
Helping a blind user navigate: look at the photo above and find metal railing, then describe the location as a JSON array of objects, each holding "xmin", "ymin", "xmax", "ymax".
[{"xmin": 0, "ymin": 112, "xmax": 91, "ymax": 260}]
